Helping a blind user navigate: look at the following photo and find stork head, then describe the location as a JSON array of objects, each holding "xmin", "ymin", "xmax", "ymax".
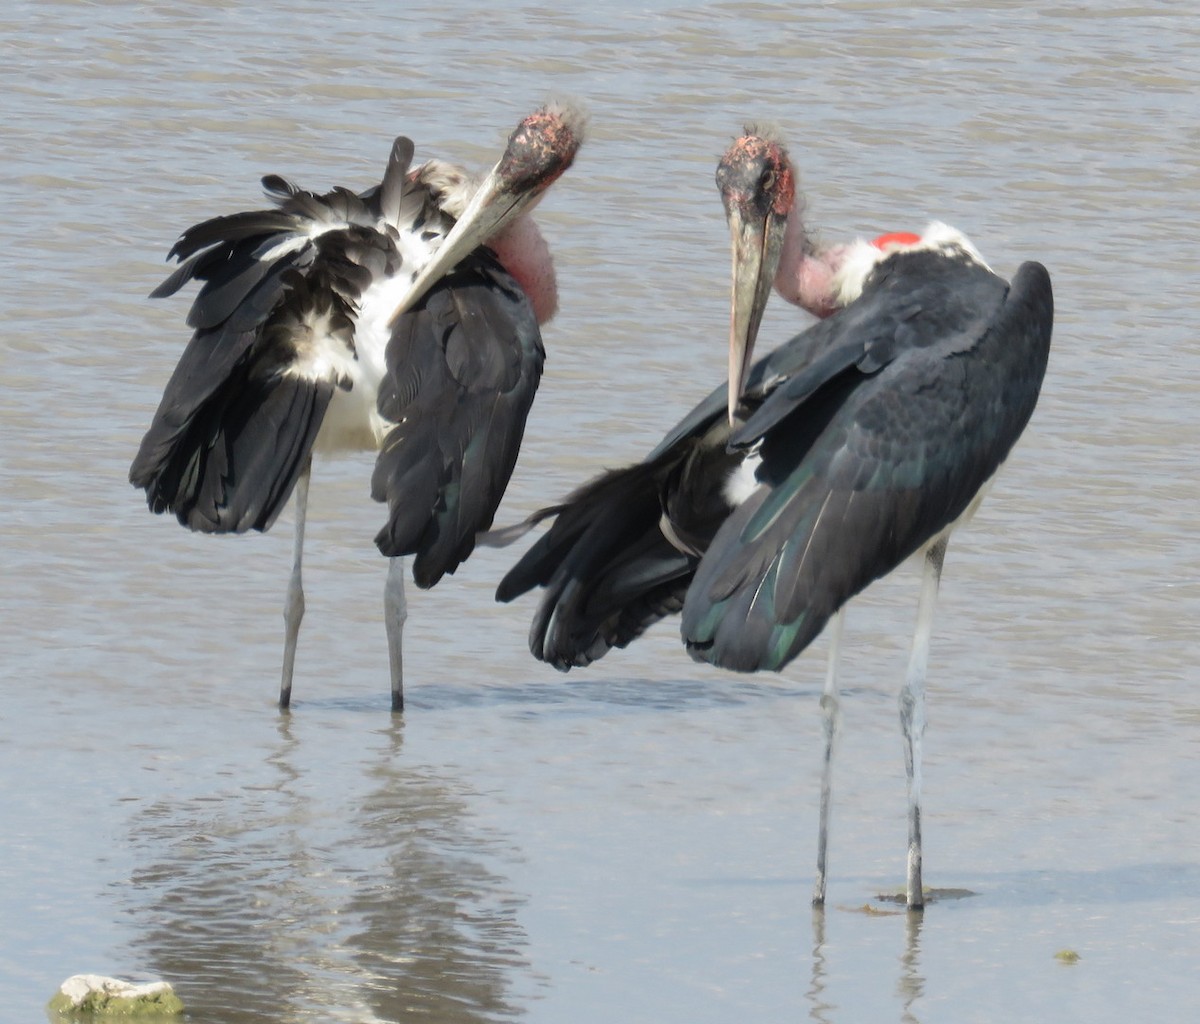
[
  {"xmin": 392, "ymin": 103, "xmax": 586, "ymax": 321},
  {"xmin": 717, "ymin": 129, "xmax": 795, "ymax": 424}
]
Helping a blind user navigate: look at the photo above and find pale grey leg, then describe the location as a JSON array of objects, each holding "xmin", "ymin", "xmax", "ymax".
[
  {"xmin": 384, "ymin": 556, "xmax": 407, "ymax": 713},
  {"xmin": 813, "ymin": 607, "xmax": 845, "ymax": 907},
  {"xmin": 900, "ymin": 537, "xmax": 947, "ymax": 910},
  {"xmin": 279, "ymin": 457, "xmax": 312, "ymax": 711}
]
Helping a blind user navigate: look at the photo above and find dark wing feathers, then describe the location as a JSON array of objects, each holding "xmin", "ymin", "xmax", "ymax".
[
  {"xmin": 163, "ymin": 209, "xmax": 301, "ymax": 263},
  {"xmin": 534, "ymin": 538, "xmax": 693, "ymax": 670},
  {"xmin": 502, "ymin": 250, "xmax": 1052, "ymax": 676},
  {"xmin": 497, "ymin": 459, "xmax": 696, "ymax": 669},
  {"xmin": 683, "ymin": 256, "xmax": 1053, "ymax": 672},
  {"xmin": 377, "ymin": 136, "xmax": 415, "ymax": 226},
  {"xmin": 646, "ymin": 304, "xmax": 845, "ymax": 462},
  {"xmin": 131, "ymin": 174, "xmax": 383, "ymax": 533},
  {"xmin": 187, "ymin": 243, "xmax": 311, "ymax": 331},
  {"xmin": 498, "ymin": 285, "xmax": 866, "ymax": 672},
  {"xmin": 261, "ymin": 173, "xmax": 300, "ymax": 199},
  {"xmin": 130, "ymin": 262, "xmax": 352, "ymax": 533},
  {"xmin": 731, "ymin": 251, "xmax": 1003, "ymax": 451},
  {"xmin": 136, "ymin": 141, "xmax": 551, "ymax": 590},
  {"xmin": 371, "ymin": 250, "xmax": 545, "ymax": 587},
  {"xmin": 171, "ymin": 370, "xmax": 333, "ymax": 534}
]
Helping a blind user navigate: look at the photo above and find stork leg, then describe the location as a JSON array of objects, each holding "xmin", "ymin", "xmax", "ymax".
[
  {"xmin": 813, "ymin": 607, "xmax": 846, "ymax": 907},
  {"xmin": 279, "ymin": 457, "xmax": 312, "ymax": 711},
  {"xmin": 384, "ymin": 556, "xmax": 407, "ymax": 713},
  {"xmin": 900, "ymin": 536, "xmax": 948, "ymax": 910}
]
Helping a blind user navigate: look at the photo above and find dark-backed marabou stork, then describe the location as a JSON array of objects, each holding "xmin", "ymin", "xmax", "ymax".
[
  {"xmin": 498, "ymin": 131, "xmax": 1053, "ymax": 909},
  {"xmin": 130, "ymin": 105, "xmax": 585, "ymax": 712}
]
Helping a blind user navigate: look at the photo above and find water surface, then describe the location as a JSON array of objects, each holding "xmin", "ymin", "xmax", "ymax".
[{"xmin": 2, "ymin": 1, "xmax": 1199, "ymax": 1021}]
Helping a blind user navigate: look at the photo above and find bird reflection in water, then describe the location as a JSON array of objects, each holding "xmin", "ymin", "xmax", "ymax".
[
  {"xmin": 116, "ymin": 717, "xmax": 527, "ymax": 1023},
  {"xmin": 806, "ymin": 904, "xmax": 927, "ymax": 1023}
]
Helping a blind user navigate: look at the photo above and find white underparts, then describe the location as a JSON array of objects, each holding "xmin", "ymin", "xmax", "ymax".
[
  {"xmin": 723, "ymin": 451, "xmax": 763, "ymax": 507},
  {"xmin": 313, "ymin": 271, "xmax": 413, "ymax": 453},
  {"xmin": 282, "ymin": 307, "xmax": 355, "ymax": 386}
]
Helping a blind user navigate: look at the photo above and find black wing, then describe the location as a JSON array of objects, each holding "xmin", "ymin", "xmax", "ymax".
[
  {"xmin": 495, "ymin": 277, "xmax": 862, "ymax": 671},
  {"xmin": 130, "ymin": 142, "xmax": 413, "ymax": 533},
  {"xmin": 682, "ymin": 257, "xmax": 1054, "ymax": 672},
  {"xmin": 371, "ymin": 249, "xmax": 546, "ymax": 588},
  {"xmin": 496, "ymin": 457, "xmax": 696, "ymax": 670}
]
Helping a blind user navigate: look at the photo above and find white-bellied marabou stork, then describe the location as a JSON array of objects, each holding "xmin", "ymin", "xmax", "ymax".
[
  {"xmin": 497, "ymin": 131, "xmax": 1053, "ymax": 909},
  {"xmin": 130, "ymin": 105, "xmax": 586, "ymax": 712}
]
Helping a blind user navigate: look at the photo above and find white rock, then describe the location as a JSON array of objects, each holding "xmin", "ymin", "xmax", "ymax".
[{"xmin": 51, "ymin": 974, "xmax": 180, "ymax": 1008}]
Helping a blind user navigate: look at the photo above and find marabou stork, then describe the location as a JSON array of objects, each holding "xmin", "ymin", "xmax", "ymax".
[
  {"xmin": 498, "ymin": 131, "xmax": 1053, "ymax": 909},
  {"xmin": 130, "ymin": 105, "xmax": 585, "ymax": 712}
]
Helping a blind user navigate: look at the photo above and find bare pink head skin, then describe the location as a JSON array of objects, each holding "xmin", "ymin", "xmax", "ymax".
[
  {"xmin": 717, "ymin": 130, "xmax": 796, "ymax": 422},
  {"xmin": 768, "ymin": 175, "xmax": 916, "ymax": 320},
  {"xmin": 773, "ymin": 205, "xmax": 851, "ymax": 319},
  {"xmin": 775, "ymin": 198, "xmax": 937, "ymax": 317},
  {"xmin": 393, "ymin": 103, "xmax": 586, "ymax": 325},
  {"xmin": 487, "ymin": 211, "xmax": 559, "ymax": 323}
]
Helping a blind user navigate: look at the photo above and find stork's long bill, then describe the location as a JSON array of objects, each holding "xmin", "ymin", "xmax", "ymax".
[
  {"xmin": 391, "ymin": 105, "xmax": 585, "ymax": 324},
  {"xmin": 717, "ymin": 133, "xmax": 795, "ymax": 424}
]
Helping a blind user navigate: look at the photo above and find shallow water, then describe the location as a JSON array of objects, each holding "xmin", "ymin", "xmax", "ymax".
[{"xmin": 2, "ymin": 1, "xmax": 1199, "ymax": 1021}]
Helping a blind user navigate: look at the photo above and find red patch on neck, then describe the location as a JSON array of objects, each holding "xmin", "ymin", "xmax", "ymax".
[{"xmin": 871, "ymin": 231, "xmax": 922, "ymax": 251}]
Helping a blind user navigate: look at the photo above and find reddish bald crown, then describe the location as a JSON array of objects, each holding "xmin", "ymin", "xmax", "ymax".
[
  {"xmin": 717, "ymin": 133, "xmax": 795, "ymax": 220},
  {"xmin": 496, "ymin": 105, "xmax": 585, "ymax": 195}
]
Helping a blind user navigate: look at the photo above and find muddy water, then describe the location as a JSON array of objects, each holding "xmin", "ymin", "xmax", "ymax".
[{"xmin": 2, "ymin": 1, "xmax": 1199, "ymax": 1021}]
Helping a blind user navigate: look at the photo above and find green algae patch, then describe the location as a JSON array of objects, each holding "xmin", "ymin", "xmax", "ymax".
[
  {"xmin": 847, "ymin": 902, "xmax": 905, "ymax": 917},
  {"xmin": 874, "ymin": 886, "xmax": 978, "ymax": 905},
  {"xmin": 48, "ymin": 975, "xmax": 183, "ymax": 1017}
]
